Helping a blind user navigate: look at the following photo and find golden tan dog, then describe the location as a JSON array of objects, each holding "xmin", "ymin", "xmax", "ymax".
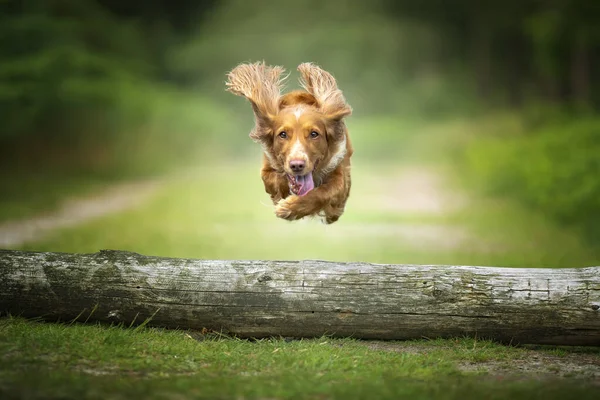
[{"xmin": 226, "ymin": 62, "xmax": 353, "ymax": 224}]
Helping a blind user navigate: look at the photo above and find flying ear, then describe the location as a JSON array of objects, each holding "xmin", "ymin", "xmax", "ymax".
[
  {"xmin": 297, "ymin": 62, "xmax": 352, "ymax": 121},
  {"xmin": 226, "ymin": 61, "xmax": 288, "ymax": 142}
]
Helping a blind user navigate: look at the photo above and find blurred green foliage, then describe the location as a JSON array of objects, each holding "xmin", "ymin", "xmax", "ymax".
[
  {"xmin": 0, "ymin": 0, "xmax": 598, "ymax": 246},
  {"xmin": 168, "ymin": 0, "xmax": 477, "ymax": 117},
  {"xmin": 0, "ymin": 0, "xmax": 236, "ymax": 175},
  {"xmin": 0, "ymin": 0, "xmax": 148, "ymax": 139},
  {"xmin": 461, "ymin": 116, "xmax": 600, "ymax": 243}
]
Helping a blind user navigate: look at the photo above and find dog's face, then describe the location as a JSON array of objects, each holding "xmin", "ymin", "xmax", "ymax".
[
  {"xmin": 271, "ymin": 101, "xmax": 329, "ymax": 195},
  {"xmin": 226, "ymin": 62, "xmax": 352, "ymax": 195}
]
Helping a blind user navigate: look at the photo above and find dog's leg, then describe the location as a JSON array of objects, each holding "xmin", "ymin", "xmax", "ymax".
[
  {"xmin": 261, "ymin": 165, "xmax": 289, "ymax": 204},
  {"xmin": 275, "ymin": 168, "xmax": 347, "ymax": 222},
  {"xmin": 321, "ymin": 204, "xmax": 345, "ymax": 224},
  {"xmin": 322, "ymin": 169, "xmax": 351, "ymax": 223}
]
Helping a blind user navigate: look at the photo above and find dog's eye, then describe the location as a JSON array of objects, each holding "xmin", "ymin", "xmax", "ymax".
[
  {"xmin": 278, "ymin": 131, "xmax": 287, "ymax": 139},
  {"xmin": 310, "ymin": 131, "xmax": 319, "ymax": 139}
]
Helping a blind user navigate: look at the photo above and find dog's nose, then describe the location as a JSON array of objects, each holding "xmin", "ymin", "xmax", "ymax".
[{"xmin": 289, "ymin": 159, "xmax": 305, "ymax": 173}]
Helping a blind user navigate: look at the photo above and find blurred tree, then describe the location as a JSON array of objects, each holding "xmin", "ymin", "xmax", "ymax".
[
  {"xmin": 0, "ymin": 0, "xmax": 149, "ymax": 139},
  {"xmin": 167, "ymin": 0, "xmax": 472, "ymax": 116},
  {"xmin": 381, "ymin": 0, "xmax": 599, "ymax": 111},
  {"xmin": 2, "ymin": 0, "xmax": 598, "ymax": 143},
  {"xmin": 0, "ymin": 0, "xmax": 218, "ymax": 141}
]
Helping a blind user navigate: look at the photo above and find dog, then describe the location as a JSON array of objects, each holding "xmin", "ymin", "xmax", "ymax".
[{"xmin": 226, "ymin": 62, "xmax": 353, "ymax": 224}]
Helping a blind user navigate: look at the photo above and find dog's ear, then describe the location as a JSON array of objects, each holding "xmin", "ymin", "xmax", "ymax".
[
  {"xmin": 226, "ymin": 62, "xmax": 287, "ymax": 142},
  {"xmin": 297, "ymin": 62, "xmax": 352, "ymax": 122}
]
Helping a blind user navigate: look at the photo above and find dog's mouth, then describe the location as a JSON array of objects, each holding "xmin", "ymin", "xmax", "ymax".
[{"xmin": 287, "ymin": 173, "xmax": 315, "ymax": 196}]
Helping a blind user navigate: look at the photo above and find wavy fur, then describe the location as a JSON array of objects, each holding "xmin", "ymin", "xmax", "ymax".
[
  {"xmin": 226, "ymin": 61, "xmax": 354, "ymax": 224},
  {"xmin": 297, "ymin": 62, "xmax": 352, "ymax": 120},
  {"xmin": 226, "ymin": 61, "xmax": 288, "ymax": 142}
]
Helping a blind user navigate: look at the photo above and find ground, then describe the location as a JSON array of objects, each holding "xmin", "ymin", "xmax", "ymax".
[
  {"xmin": 1, "ymin": 318, "xmax": 599, "ymax": 400},
  {"xmin": 0, "ymin": 158, "xmax": 598, "ymax": 399},
  {"xmin": 0, "ymin": 180, "xmax": 160, "ymax": 248}
]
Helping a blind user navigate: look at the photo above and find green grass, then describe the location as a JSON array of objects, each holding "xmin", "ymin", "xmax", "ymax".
[
  {"xmin": 2, "ymin": 116, "xmax": 599, "ymax": 399},
  {"xmin": 1, "ymin": 317, "xmax": 598, "ymax": 400}
]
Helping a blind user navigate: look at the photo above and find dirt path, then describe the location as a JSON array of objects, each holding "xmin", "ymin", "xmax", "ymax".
[
  {"xmin": 356, "ymin": 166, "xmax": 467, "ymax": 214},
  {"xmin": 0, "ymin": 166, "xmax": 464, "ymax": 249},
  {"xmin": 362, "ymin": 341, "xmax": 600, "ymax": 383},
  {"xmin": 0, "ymin": 166, "xmax": 474, "ymax": 250},
  {"xmin": 328, "ymin": 165, "xmax": 477, "ymax": 250},
  {"xmin": 0, "ymin": 180, "xmax": 160, "ymax": 248}
]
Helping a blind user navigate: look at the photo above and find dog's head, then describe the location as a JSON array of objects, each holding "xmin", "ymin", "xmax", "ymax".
[{"xmin": 226, "ymin": 62, "xmax": 352, "ymax": 196}]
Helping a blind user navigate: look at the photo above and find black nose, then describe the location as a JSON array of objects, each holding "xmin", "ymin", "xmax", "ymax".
[{"xmin": 289, "ymin": 159, "xmax": 305, "ymax": 172}]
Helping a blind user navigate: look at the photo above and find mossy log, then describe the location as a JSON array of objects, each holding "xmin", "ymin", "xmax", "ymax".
[{"xmin": 0, "ymin": 249, "xmax": 599, "ymax": 345}]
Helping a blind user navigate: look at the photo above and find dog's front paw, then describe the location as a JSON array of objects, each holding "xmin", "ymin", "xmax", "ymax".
[{"xmin": 275, "ymin": 196, "xmax": 300, "ymax": 221}]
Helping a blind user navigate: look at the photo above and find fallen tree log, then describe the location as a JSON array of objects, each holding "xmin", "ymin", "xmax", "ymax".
[{"xmin": 0, "ymin": 249, "xmax": 598, "ymax": 346}]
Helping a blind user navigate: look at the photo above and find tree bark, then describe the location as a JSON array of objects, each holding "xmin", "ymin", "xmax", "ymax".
[
  {"xmin": 470, "ymin": 17, "xmax": 493, "ymax": 100},
  {"xmin": 0, "ymin": 249, "xmax": 599, "ymax": 345},
  {"xmin": 570, "ymin": 33, "xmax": 590, "ymax": 107}
]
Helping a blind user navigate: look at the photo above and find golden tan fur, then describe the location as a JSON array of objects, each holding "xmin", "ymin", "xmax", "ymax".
[{"xmin": 226, "ymin": 62, "xmax": 353, "ymax": 224}]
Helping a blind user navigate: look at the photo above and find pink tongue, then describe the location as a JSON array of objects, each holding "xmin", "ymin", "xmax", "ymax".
[{"xmin": 296, "ymin": 173, "xmax": 315, "ymax": 196}]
